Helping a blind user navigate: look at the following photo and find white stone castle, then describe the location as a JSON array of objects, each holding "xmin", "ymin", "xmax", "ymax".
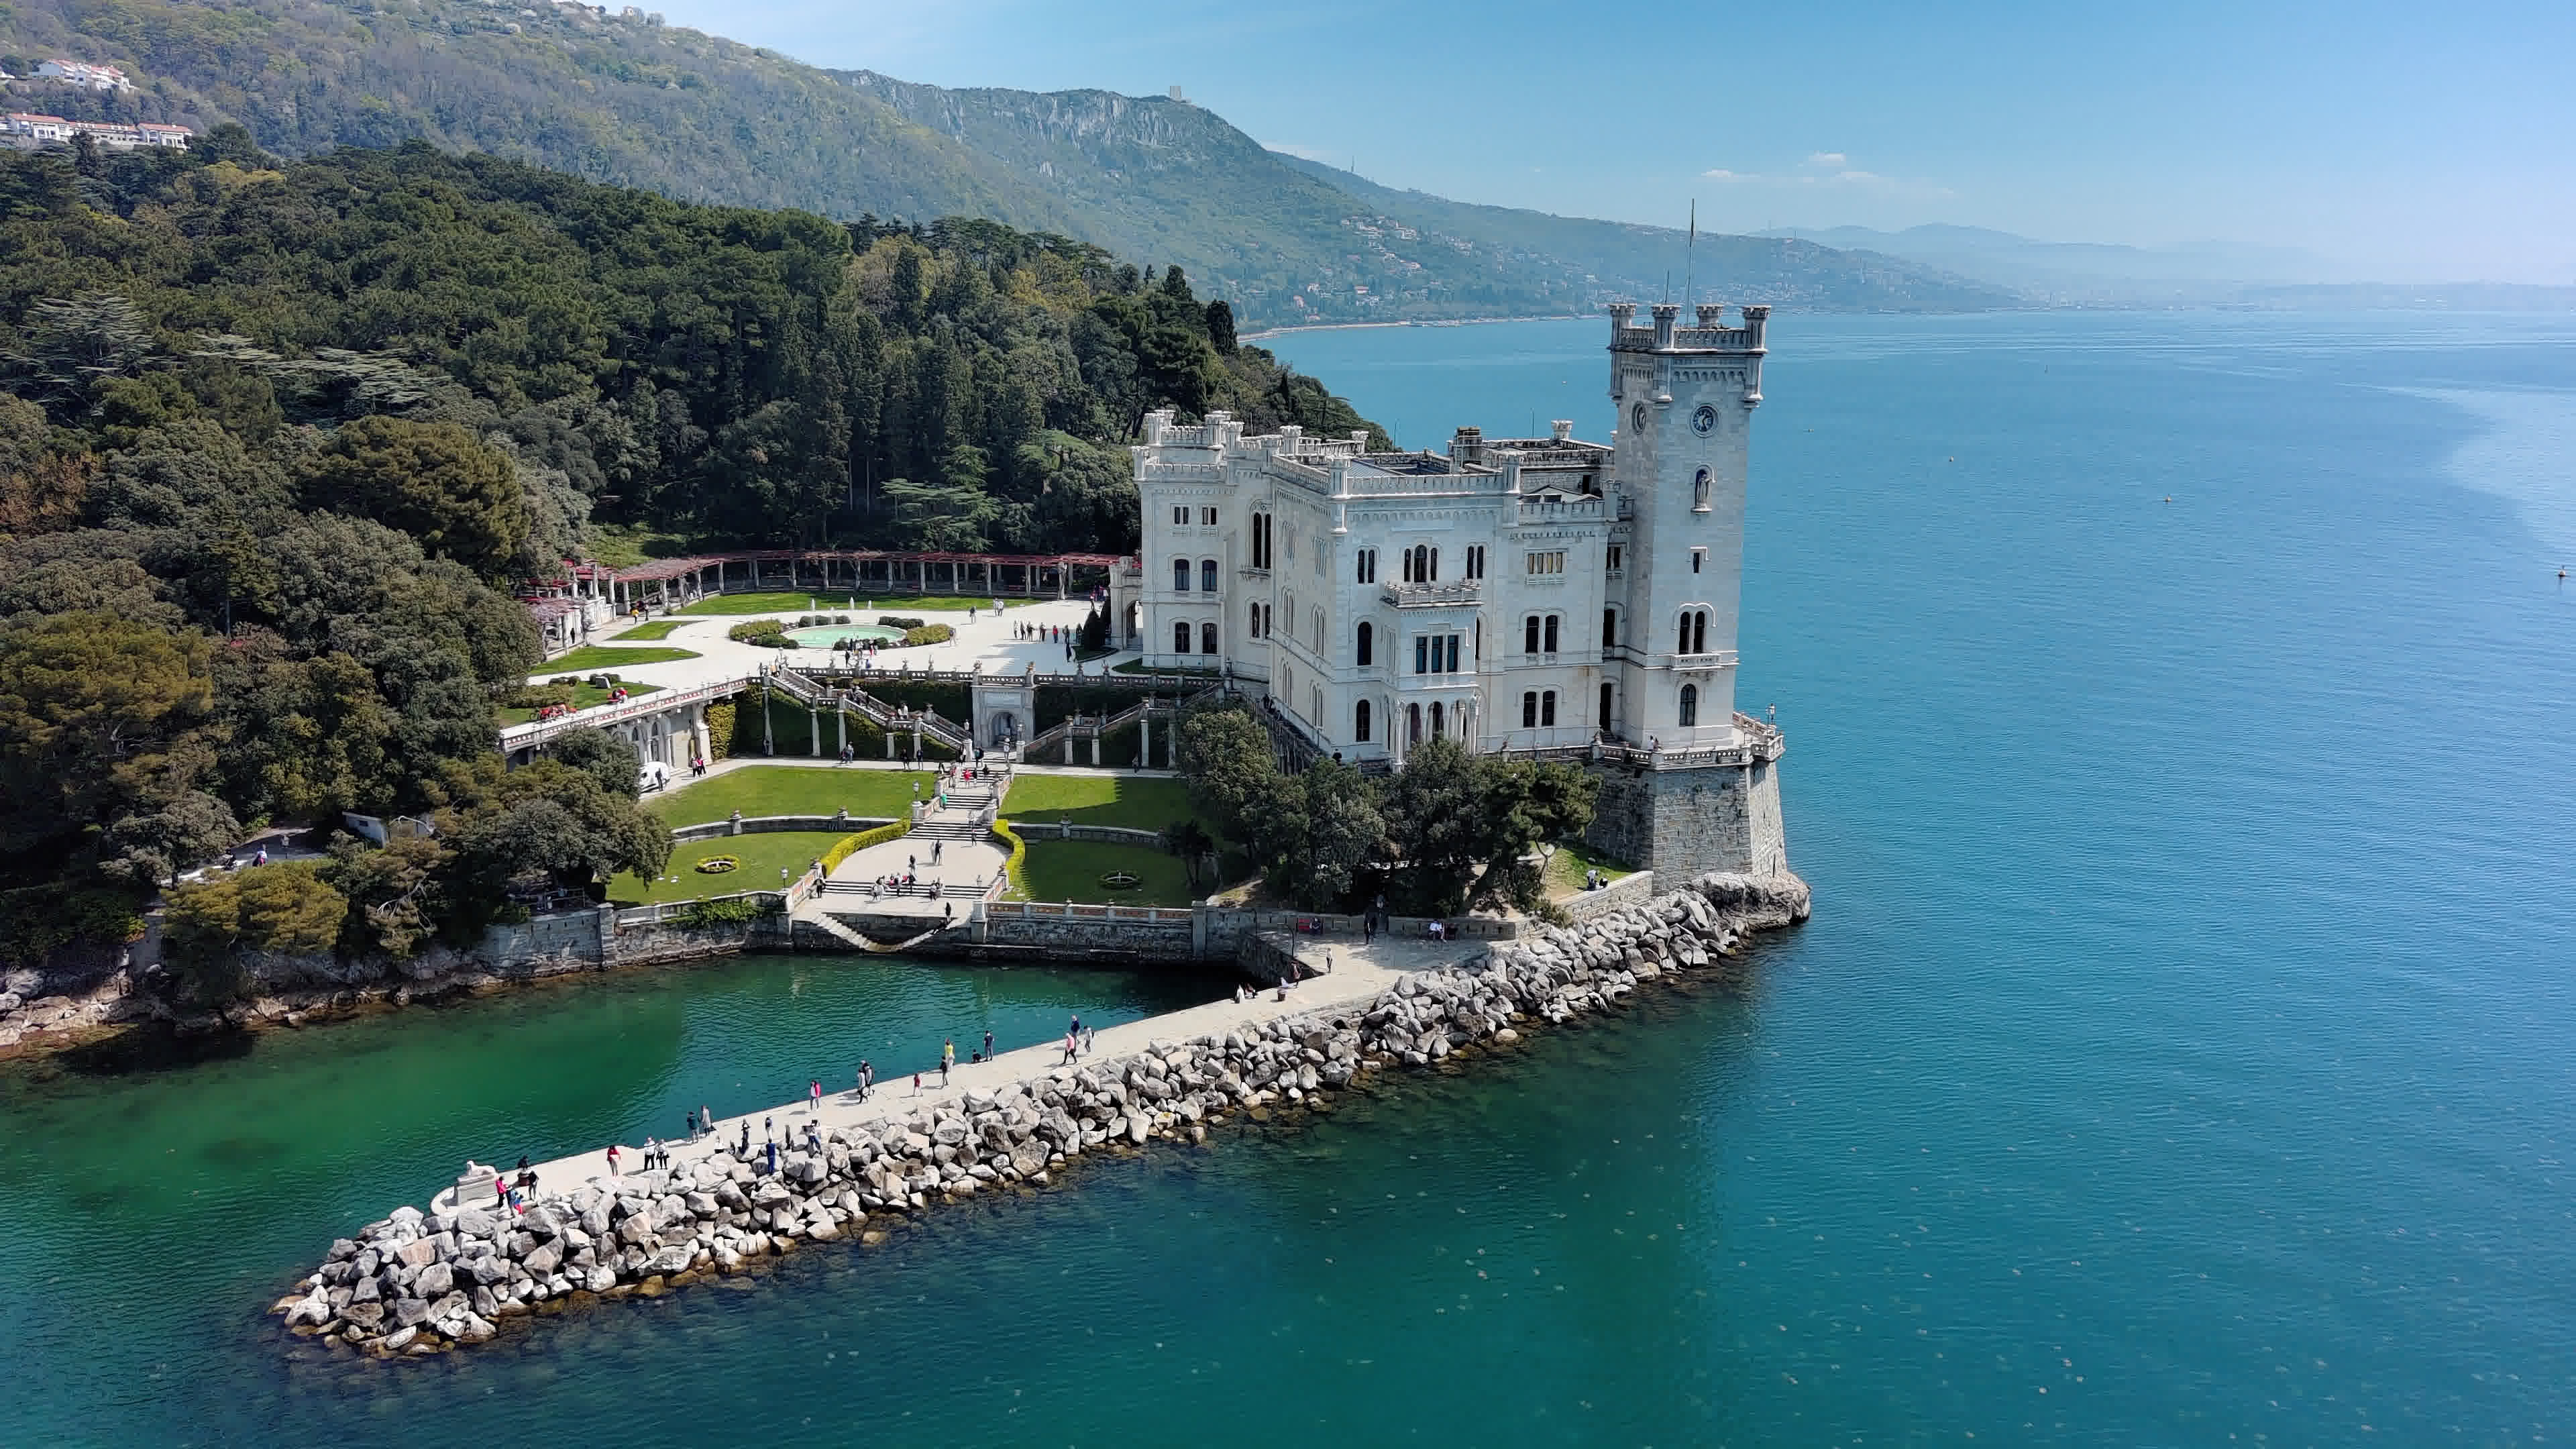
[{"xmin": 1120, "ymin": 303, "xmax": 1788, "ymax": 879}]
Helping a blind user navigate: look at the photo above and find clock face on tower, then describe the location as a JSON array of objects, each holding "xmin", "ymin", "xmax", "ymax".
[
  {"xmin": 1693, "ymin": 404, "xmax": 1718, "ymax": 435},
  {"xmin": 1630, "ymin": 402, "xmax": 1648, "ymax": 433}
]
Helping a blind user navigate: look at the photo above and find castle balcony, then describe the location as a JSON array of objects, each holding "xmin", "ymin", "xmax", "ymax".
[
  {"xmin": 1381, "ymin": 580, "xmax": 1481, "ymax": 608},
  {"xmin": 1666, "ymin": 649, "xmax": 1741, "ymax": 670}
]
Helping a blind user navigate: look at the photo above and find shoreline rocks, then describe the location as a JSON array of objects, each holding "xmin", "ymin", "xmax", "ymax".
[{"xmin": 270, "ymin": 870, "xmax": 1809, "ymax": 1356}]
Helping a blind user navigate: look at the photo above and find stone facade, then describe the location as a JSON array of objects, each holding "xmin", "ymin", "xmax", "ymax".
[{"xmin": 1122, "ymin": 303, "xmax": 1789, "ymax": 875}]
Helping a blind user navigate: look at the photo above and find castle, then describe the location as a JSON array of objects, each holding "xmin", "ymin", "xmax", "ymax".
[{"xmin": 1120, "ymin": 303, "xmax": 1788, "ymax": 880}]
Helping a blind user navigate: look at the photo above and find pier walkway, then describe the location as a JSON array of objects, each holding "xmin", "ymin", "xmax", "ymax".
[{"xmin": 482, "ymin": 933, "xmax": 1479, "ymax": 1205}]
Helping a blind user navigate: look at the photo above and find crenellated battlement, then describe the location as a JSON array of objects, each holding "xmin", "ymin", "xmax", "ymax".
[{"xmin": 1609, "ymin": 301, "xmax": 1768, "ymax": 354}]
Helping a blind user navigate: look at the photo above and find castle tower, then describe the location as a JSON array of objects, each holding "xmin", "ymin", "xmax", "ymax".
[{"xmin": 1587, "ymin": 303, "xmax": 1788, "ymax": 879}]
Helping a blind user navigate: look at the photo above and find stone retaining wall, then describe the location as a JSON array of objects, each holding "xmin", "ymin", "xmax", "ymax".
[
  {"xmin": 270, "ymin": 870, "xmax": 1810, "ymax": 1356},
  {"xmin": 1556, "ymin": 869, "xmax": 1658, "ymax": 921}
]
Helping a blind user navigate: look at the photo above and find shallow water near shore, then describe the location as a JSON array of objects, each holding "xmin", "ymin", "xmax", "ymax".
[{"xmin": 7, "ymin": 310, "xmax": 2576, "ymax": 1444}]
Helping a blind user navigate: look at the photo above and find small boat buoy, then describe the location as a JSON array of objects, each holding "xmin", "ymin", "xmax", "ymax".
[{"xmin": 2163, "ymin": 496, "xmax": 2172, "ymax": 503}]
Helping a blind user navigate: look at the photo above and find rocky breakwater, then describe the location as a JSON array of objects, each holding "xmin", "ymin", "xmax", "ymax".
[{"xmin": 270, "ymin": 870, "xmax": 1809, "ymax": 1356}]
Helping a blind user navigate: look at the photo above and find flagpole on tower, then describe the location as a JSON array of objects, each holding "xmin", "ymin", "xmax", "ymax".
[{"xmin": 1686, "ymin": 199, "xmax": 1697, "ymax": 310}]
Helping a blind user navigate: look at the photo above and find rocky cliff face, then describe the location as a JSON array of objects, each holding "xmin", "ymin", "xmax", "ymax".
[{"xmin": 272, "ymin": 869, "xmax": 1810, "ymax": 1356}]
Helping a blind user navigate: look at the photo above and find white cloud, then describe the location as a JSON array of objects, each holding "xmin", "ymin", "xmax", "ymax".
[{"xmin": 1700, "ymin": 158, "xmax": 1953, "ymax": 199}]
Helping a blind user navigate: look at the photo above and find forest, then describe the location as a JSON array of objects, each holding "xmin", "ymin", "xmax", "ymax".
[{"xmin": 0, "ymin": 131, "xmax": 1387, "ymax": 976}]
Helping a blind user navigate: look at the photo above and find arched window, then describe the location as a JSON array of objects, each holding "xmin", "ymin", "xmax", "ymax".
[
  {"xmin": 1543, "ymin": 614, "xmax": 1560, "ymax": 653},
  {"xmin": 1201, "ymin": 558, "xmax": 1218, "ymax": 592},
  {"xmin": 1174, "ymin": 621, "xmax": 1192, "ymax": 653},
  {"xmin": 1693, "ymin": 467, "xmax": 1713, "ymax": 512},
  {"xmin": 1678, "ymin": 684, "xmax": 1699, "ymax": 727},
  {"xmin": 1356, "ymin": 699, "xmax": 1372, "ymax": 741},
  {"xmin": 1356, "ymin": 621, "xmax": 1373, "ymax": 667},
  {"xmin": 1312, "ymin": 686, "xmax": 1324, "ymax": 727},
  {"xmin": 1248, "ymin": 600, "xmax": 1262, "ymax": 638},
  {"xmin": 1430, "ymin": 547, "xmax": 1440, "ymax": 581},
  {"xmin": 1541, "ymin": 690, "xmax": 1557, "ymax": 727},
  {"xmin": 1312, "ymin": 606, "xmax": 1325, "ymax": 649},
  {"xmin": 1677, "ymin": 613, "xmax": 1693, "ymax": 655},
  {"xmin": 1173, "ymin": 558, "xmax": 1191, "ymax": 592},
  {"xmin": 1201, "ymin": 621, "xmax": 1218, "ymax": 654},
  {"xmin": 1523, "ymin": 614, "xmax": 1540, "ymax": 654},
  {"xmin": 1430, "ymin": 701, "xmax": 1446, "ymax": 737},
  {"xmin": 1692, "ymin": 610, "xmax": 1708, "ymax": 654},
  {"xmin": 1407, "ymin": 702, "xmax": 1423, "ymax": 744},
  {"xmin": 1251, "ymin": 513, "xmax": 1270, "ymax": 569},
  {"xmin": 1521, "ymin": 691, "xmax": 1538, "ymax": 728}
]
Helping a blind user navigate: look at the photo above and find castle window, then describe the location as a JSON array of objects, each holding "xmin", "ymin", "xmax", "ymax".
[
  {"xmin": 1430, "ymin": 701, "xmax": 1446, "ymax": 737},
  {"xmin": 1606, "ymin": 544, "xmax": 1623, "ymax": 575},
  {"xmin": 1523, "ymin": 615, "xmax": 1540, "ymax": 655},
  {"xmin": 1693, "ymin": 468, "xmax": 1713, "ymax": 513},
  {"xmin": 1251, "ymin": 513, "xmax": 1270, "ymax": 569},
  {"xmin": 1600, "ymin": 682, "xmax": 1613, "ymax": 729},
  {"xmin": 1542, "ymin": 690, "xmax": 1558, "ymax": 727},
  {"xmin": 1444, "ymin": 633, "xmax": 1461, "ymax": 673},
  {"xmin": 1312, "ymin": 606, "xmax": 1325, "ymax": 649},
  {"xmin": 1249, "ymin": 600, "xmax": 1263, "ymax": 639},
  {"xmin": 1526, "ymin": 550, "xmax": 1566, "ymax": 576},
  {"xmin": 1415, "ymin": 635, "xmax": 1429, "ymax": 676},
  {"xmin": 1356, "ymin": 699, "xmax": 1371, "ymax": 742},
  {"xmin": 1201, "ymin": 506, "xmax": 1218, "ymax": 525},
  {"xmin": 1356, "ymin": 621, "xmax": 1373, "ymax": 667},
  {"xmin": 1676, "ymin": 610, "xmax": 1708, "ymax": 655},
  {"xmin": 1543, "ymin": 614, "xmax": 1560, "ymax": 654},
  {"xmin": 1201, "ymin": 558, "xmax": 1218, "ymax": 592},
  {"xmin": 1678, "ymin": 684, "xmax": 1699, "ymax": 727},
  {"xmin": 1691, "ymin": 547, "xmax": 1705, "ymax": 574},
  {"xmin": 1602, "ymin": 607, "xmax": 1618, "ymax": 650},
  {"xmin": 1466, "ymin": 545, "xmax": 1485, "ymax": 579},
  {"xmin": 1173, "ymin": 505, "xmax": 1189, "ymax": 525},
  {"xmin": 1201, "ymin": 621, "xmax": 1218, "ymax": 654},
  {"xmin": 1521, "ymin": 691, "xmax": 1538, "ymax": 729},
  {"xmin": 1174, "ymin": 622, "xmax": 1192, "ymax": 653},
  {"xmin": 1312, "ymin": 686, "xmax": 1324, "ymax": 727},
  {"xmin": 1262, "ymin": 602, "xmax": 1273, "ymax": 637},
  {"xmin": 1173, "ymin": 558, "xmax": 1191, "ymax": 592},
  {"xmin": 1408, "ymin": 702, "xmax": 1423, "ymax": 744},
  {"xmin": 1356, "ymin": 547, "xmax": 1377, "ymax": 584}
]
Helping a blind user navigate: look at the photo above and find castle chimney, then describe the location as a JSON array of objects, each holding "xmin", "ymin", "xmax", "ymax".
[
  {"xmin": 1650, "ymin": 303, "xmax": 1678, "ymax": 349},
  {"xmin": 1696, "ymin": 304, "xmax": 1725, "ymax": 329},
  {"xmin": 1550, "ymin": 419, "xmax": 1573, "ymax": 441}
]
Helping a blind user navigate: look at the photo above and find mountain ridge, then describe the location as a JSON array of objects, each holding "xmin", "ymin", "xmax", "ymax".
[{"xmin": 0, "ymin": 0, "xmax": 2014, "ymax": 321}]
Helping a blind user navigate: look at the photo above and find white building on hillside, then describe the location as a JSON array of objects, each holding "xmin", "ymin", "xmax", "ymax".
[
  {"xmin": 1120, "ymin": 303, "xmax": 1790, "ymax": 878},
  {"xmin": 35, "ymin": 59, "xmax": 131, "ymax": 91}
]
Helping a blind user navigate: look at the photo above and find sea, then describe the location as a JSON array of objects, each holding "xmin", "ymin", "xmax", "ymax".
[{"xmin": 3, "ymin": 310, "xmax": 2573, "ymax": 1445}]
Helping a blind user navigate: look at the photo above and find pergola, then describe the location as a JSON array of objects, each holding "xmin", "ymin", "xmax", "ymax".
[{"xmin": 600, "ymin": 549, "xmax": 1126, "ymax": 614}]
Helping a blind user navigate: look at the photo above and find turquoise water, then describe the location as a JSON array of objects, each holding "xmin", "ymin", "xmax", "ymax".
[{"xmin": 7, "ymin": 311, "xmax": 2576, "ymax": 1443}]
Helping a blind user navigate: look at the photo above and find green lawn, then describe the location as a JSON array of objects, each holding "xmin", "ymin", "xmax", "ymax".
[
  {"xmin": 1000, "ymin": 773, "xmax": 1200, "ymax": 834},
  {"xmin": 647, "ymin": 765, "xmax": 934, "ymax": 824},
  {"xmin": 610, "ymin": 830, "xmax": 850, "ymax": 906},
  {"xmin": 498, "ymin": 679, "xmax": 662, "ymax": 725},
  {"xmin": 612, "ymin": 621, "xmax": 686, "ymax": 641},
  {"xmin": 679, "ymin": 592, "xmax": 1027, "ymax": 616},
  {"xmin": 541, "ymin": 645, "xmax": 699, "ymax": 673},
  {"xmin": 1014, "ymin": 841, "xmax": 1198, "ymax": 908},
  {"xmin": 1544, "ymin": 839, "xmax": 1638, "ymax": 900},
  {"xmin": 584, "ymin": 523, "xmax": 697, "ymax": 570}
]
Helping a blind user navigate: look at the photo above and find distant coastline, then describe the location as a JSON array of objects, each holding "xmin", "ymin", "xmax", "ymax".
[{"xmin": 1241, "ymin": 314, "xmax": 1587, "ymax": 342}]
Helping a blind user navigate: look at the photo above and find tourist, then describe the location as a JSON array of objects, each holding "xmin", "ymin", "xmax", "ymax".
[
  {"xmin": 737, "ymin": 1120, "xmax": 751, "ymax": 1157},
  {"xmin": 1060, "ymin": 1030, "xmax": 1077, "ymax": 1066},
  {"xmin": 765, "ymin": 1138, "xmax": 778, "ymax": 1175},
  {"xmin": 606, "ymin": 1143, "xmax": 621, "ymax": 1176},
  {"xmin": 932, "ymin": 841, "xmax": 943, "ymax": 865},
  {"xmin": 983, "ymin": 1028, "xmax": 994, "ymax": 1060},
  {"xmin": 912, "ymin": 1070, "xmax": 922, "ymax": 1095},
  {"xmin": 1322, "ymin": 949, "xmax": 1334, "ymax": 975},
  {"xmin": 810, "ymin": 1079, "xmax": 822, "ymax": 1116},
  {"xmin": 943, "ymin": 1037, "xmax": 955, "ymax": 1075},
  {"xmin": 643, "ymin": 1136, "xmax": 657, "ymax": 1171},
  {"xmin": 909, "ymin": 853, "xmax": 918, "ymax": 873},
  {"xmin": 701, "ymin": 1104, "xmax": 712, "ymax": 1140},
  {"xmin": 1083, "ymin": 1025, "xmax": 1095, "ymax": 1055},
  {"xmin": 1362, "ymin": 914, "xmax": 1375, "ymax": 944},
  {"xmin": 763, "ymin": 1115, "xmax": 775, "ymax": 1146}
]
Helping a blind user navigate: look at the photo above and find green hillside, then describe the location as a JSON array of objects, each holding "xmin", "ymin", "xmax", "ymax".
[{"xmin": 1, "ymin": 0, "xmax": 2012, "ymax": 322}]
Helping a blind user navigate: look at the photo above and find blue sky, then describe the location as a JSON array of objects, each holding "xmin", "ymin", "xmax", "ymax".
[{"xmin": 649, "ymin": 0, "xmax": 2573, "ymax": 282}]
